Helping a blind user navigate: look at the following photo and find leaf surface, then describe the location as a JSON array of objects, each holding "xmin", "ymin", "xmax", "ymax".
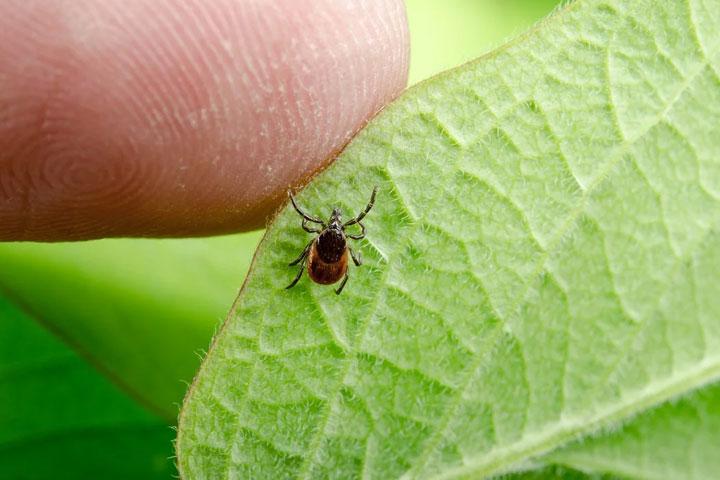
[
  {"xmin": 177, "ymin": 0, "xmax": 720, "ymax": 478},
  {"xmin": 0, "ymin": 232, "xmax": 261, "ymax": 418},
  {"xmin": 0, "ymin": 293, "xmax": 174, "ymax": 479}
]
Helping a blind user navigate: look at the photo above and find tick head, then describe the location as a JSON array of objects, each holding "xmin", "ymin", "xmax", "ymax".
[{"xmin": 329, "ymin": 207, "xmax": 342, "ymax": 225}]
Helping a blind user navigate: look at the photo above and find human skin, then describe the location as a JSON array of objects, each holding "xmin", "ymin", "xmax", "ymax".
[{"xmin": 0, "ymin": 0, "xmax": 409, "ymax": 240}]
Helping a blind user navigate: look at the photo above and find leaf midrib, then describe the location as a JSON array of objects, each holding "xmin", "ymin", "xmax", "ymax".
[{"xmin": 431, "ymin": 358, "xmax": 720, "ymax": 479}]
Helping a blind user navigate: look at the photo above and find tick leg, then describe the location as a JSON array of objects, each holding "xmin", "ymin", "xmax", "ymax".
[
  {"xmin": 289, "ymin": 191, "xmax": 325, "ymax": 226},
  {"xmin": 335, "ymin": 273, "xmax": 349, "ymax": 295},
  {"xmin": 349, "ymin": 245, "xmax": 362, "ymax": 266},
  {"xmin": 347, "ymin": 221, "xmax": 366, "ymax": 240},
  {"xmin": 286, "ymin": 261, "xmax": 306, "ymax": 289},
  {"xmin": 289, "ymin": 240, "xmax": 313, "ymax": 266},
  {"xmin": 302, "ymin": 218, "xmax": 323, "ymax": 234},
  {"xmin": 343, "ymin": 186, "xmax": 377, "ymax": 227}
]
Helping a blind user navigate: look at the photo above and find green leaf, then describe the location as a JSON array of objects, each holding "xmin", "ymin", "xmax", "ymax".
[
  {"xmin": 500, "ymin": 464, "xmax": 619, "ymax": 479},
  {"xmin": 546, "ymin": 382, "xmax": 720, "ymax": 478},
  {"xmin": 177, "ymin": 0, "xmax": 720, "ymax": 478},
  {"xmin": 0, "ymin": 292, "xmax": 174, "ymax": 479},
  {"xmin": 0, "ymin": 232, "xmax": 261, "ymax": 419}
]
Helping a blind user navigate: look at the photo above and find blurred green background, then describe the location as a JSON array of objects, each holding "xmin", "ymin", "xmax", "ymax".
[{"xmin": 0, "ymin": 1, "xmax": 559, "ymax": 478}]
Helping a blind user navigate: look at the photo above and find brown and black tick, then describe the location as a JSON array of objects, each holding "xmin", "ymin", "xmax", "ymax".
[{"xmin": 286, "ymin": 186, "xmax": 378, "ymax": 295}]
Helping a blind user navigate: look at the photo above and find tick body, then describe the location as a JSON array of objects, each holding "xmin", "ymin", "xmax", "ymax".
[{"xmin": 286, "ymin": 186, "xmax": 377, "ymax": 295}]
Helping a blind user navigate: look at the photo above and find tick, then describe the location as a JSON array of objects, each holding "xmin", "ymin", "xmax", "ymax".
[{"xmin": 286, "ymin": 186, "xmax": 378, "ymax": 295}]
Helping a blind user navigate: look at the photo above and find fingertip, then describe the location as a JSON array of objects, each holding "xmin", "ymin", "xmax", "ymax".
[{"xmin": 0, "ymin": 0, "xmax": 409, "ymax": 240}]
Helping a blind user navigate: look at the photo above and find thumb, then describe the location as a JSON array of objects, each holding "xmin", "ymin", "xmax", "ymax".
[{"xmin": 0, "ymin": 0, "xmax": 409, "ymax": 240}]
